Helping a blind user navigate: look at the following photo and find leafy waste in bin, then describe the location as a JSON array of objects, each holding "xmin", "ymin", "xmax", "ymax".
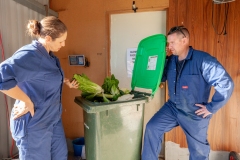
[{"xmin": 73, "ymin": 74, "xmax": 130, "ymax": 102}]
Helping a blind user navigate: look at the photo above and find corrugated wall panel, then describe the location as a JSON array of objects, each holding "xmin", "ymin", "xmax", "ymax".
[{"xmin": 0, "ymin": 0, "xmax": 48, "ymax": 158}]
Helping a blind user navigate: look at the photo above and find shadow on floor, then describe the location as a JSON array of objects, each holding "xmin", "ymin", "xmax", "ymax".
[
  {"xmin": 68, "ymin": 152, "xmax": 83, "ymax": 160},
  {"xmin": 68, "ymin": 151, "xmax": 165, "ymax": 160}
]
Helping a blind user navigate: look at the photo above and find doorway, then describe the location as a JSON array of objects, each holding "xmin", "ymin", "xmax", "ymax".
[{"xmin": 109, "ymin": 10, "xmax": 167, "ymax": 158}]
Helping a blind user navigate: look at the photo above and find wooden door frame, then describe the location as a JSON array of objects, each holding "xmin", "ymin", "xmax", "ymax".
[{"xmin": 105, "ymin": 7, "xmax": 168, "ymax": 76}]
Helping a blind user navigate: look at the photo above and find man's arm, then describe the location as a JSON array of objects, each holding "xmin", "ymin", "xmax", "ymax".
[{"xmin": 202, "ymin": 57, "xmax": 234, "ymax": 114}]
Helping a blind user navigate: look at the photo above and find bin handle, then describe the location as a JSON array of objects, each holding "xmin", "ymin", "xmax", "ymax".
[
  {"xmin": 106, "ymin": 110, "xmax": 109, "ymax": 116},
  {"xmin": 137, "ymin": 104, "xmax": 139, "ymax": 111}
]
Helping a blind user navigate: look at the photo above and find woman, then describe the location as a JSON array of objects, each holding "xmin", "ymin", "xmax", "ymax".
[{"xmin": 0, "ymin": 16, "xmax": 78, "ymax": 160}]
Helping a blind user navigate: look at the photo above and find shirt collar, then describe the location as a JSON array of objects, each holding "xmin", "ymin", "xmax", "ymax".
[
  {"xmin": 185, "ymin": 46, "xmax": 194, "ymax": 60},
  {"xmin": 32, "ymin": 40, "xmax": 56, "ymax": 58}
]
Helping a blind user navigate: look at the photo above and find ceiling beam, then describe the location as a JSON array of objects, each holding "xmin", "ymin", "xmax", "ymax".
[{"xmin": 13, "ymin": 0, "xmax": 58, "ymax": 17}]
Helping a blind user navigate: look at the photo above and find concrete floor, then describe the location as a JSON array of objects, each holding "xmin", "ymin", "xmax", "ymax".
[
  {"xmin": 68, "ymin": 152, "xmax": 165, "ymax": 160},
  {"xmin": 68, "ymin": 152, "xmax": 82, "ymax": 160}
]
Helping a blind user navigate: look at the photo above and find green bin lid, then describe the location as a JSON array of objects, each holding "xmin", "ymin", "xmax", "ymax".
[{"xmin": 131, "ymin": 34, "xmax": 166, "ymax": 97}]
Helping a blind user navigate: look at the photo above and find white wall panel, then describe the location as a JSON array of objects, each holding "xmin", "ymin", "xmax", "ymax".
[
  {"xmin": 110, "ymin": 11, "xmax": 167, "ymax": 158},
  {"xmin": 0, "ymin": 0, "xmax": 49, "ymax": 158}
]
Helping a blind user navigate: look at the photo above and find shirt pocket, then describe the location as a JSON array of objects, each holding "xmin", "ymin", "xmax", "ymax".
[
  {"xmin": 10, "ymin": 111, "xmax": 32, "ymax": 141},
  {"xmin": 180, "ymin": 74, "xmax": 200, "ymax": 103}
]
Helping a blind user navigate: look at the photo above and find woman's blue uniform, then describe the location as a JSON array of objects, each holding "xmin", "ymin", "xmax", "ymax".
[
  {"xmin": 142, "ymin": 47, "xmax": 234, "ymax": 160},
  {"xmin": 0, "ymin": 40, "xmax": 68, "ymax": 160}
]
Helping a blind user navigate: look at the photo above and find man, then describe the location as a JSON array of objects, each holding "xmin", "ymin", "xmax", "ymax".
[{"xmin": 141, "ymin": 26, "xmax": 234, "ymax": 160}]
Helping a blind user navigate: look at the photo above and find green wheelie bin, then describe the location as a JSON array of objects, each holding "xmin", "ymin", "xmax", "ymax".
[{"xmin": 74, "ymin": 34, "xmax": 166, "ymax": 160}]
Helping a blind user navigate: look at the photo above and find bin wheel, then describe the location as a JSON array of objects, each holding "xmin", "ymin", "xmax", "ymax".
[{"xmin": 229, "ymin": 151, "xmax": 240, "ymax": 160}]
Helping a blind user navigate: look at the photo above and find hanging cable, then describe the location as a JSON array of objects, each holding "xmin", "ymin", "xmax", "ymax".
[
  {"xmin": 0, "ymin": 31, "xmax": 15, "ymax": 159},
  {"xmin": 211, "ymin": 2, "xmax": 229, "ymax": 35}
]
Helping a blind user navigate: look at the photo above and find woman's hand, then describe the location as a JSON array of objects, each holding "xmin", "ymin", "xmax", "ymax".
[
  {"xmin": 13, "ymin": 101, "xmax": 34, "ymax": 120},
  {"xmin": 64, "ymin": 78, "xmax": 79, "ymax": 89},
  {"xmin": 0, "ymin": 86, "xmax": 35, "ymax": 119}
]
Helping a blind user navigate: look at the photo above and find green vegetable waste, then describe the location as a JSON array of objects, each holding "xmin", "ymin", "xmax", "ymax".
[{"xmin": 73, "ymin": 74, "xmax": 129, "ymax": 102}]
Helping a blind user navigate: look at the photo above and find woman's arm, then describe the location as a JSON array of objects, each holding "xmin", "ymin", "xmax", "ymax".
[{"xmin": 1, "ymin": 86, "xmax": 34, "ymax": 119}]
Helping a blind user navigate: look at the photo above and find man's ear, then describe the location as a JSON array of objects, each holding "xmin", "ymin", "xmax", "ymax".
[
  {"xmin": 182, "ymin": 38, "xmax": 186, "ymax": 44},
  {"xmin": 182, "ymin": 37, "xmax": 189, "ymax": 45},
  {"xmin": 45, "ymin": 35, "xmax": 52, "ymax": 42}
]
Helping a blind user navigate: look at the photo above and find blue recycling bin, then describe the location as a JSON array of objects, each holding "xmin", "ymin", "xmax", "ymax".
[{"xmin": 72, "ymin": 137, "xmax": 85, "ymax": 156}]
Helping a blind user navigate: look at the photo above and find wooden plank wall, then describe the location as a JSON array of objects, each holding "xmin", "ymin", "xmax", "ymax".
[{"xmin": 166, "ymin": 0, "xmax": 240, "ymax": 152}]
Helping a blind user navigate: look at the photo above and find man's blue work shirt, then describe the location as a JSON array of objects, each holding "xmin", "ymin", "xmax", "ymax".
[
  {"xmin": 0, "ymin": 40, "xmax": 64, "ymax": 108},
  {"xmin": 162, "ymin": 47, "xmax": 234, "ymax": 115}
]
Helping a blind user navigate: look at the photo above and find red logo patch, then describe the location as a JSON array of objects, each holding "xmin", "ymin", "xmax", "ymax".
[{"xmin": 182, "ymin": 86, "xmax": 188, "ymax": 89}]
